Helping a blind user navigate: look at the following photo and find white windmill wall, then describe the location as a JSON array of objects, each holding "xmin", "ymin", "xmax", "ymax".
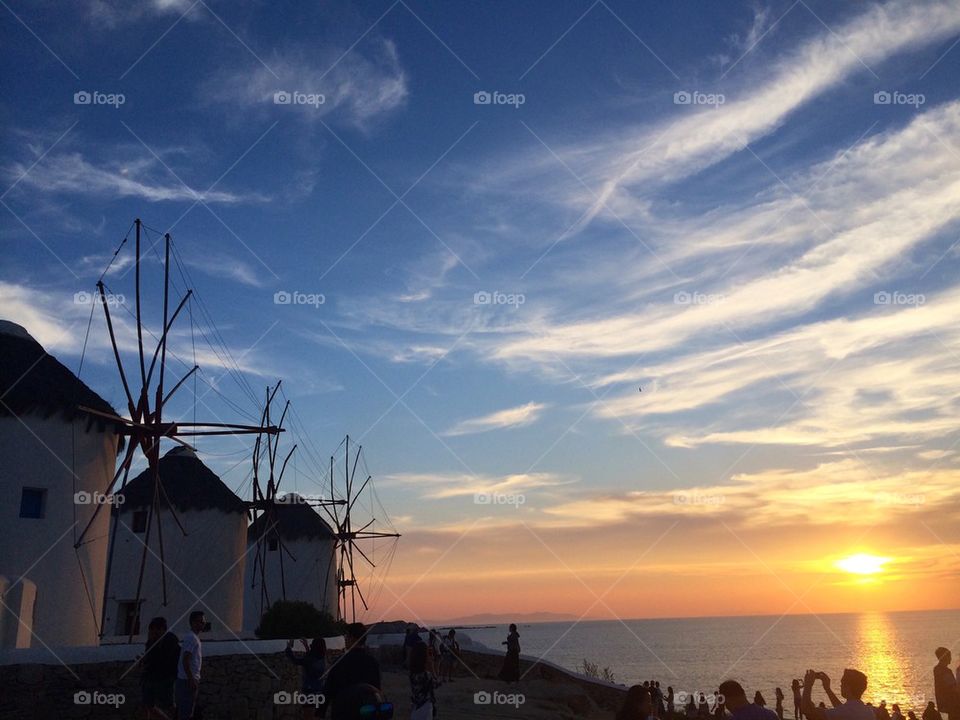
[
  {"xmin": 0, "ymin": 415, "xmax": 118, "ymax": 647},
  {"xmin": 243, "ymin": 536, "xmax": 338, "ymax": 633},
  {"xmin": 105, "ymin": 506, "xmax": 247, "ymax": 640}
]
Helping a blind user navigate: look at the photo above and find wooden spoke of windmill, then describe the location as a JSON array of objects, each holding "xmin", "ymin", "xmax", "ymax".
[
  {"xmin": 245, "ymin": 383, "xmax": 346, "ymax": 616},
  {"xmin": 322, "ymin": 435, "xmax": 400, "ymax": 624},
  {"xmin": 74, "ymin": 218, "xmax": 281, "ymax": 641}
]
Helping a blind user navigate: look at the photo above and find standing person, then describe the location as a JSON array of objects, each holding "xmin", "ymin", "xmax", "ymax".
[
  {"xmin": 718, "ymin": 681, "xmax": 779, "ymax": 720},
  {"xmin": 801, "ymin": 669, "xmax": 873, "ymax": 720},
  {"xmin": 409, "ymin": 643, "xmax": 437, "ymax": 720},
  {"xmin": 756, "ymin": 692, "xmax": 768, "ymax": 708},
  {"xmin": 700, "ymin": 692, "xmax": 711, "ymax": 717},
  {"xmin": 715, "ymin": 691, "xmax": 726, "ymax": 719},
  {"xmin": 924, "ymin": 702, "xmax": 944, "ymax": 720},
  {"xmin": 793, "ymin": 681, "xmax": 805, "ymax": 720},
  {"xmin": 402, "ymin": 626, "xmax": 421, "ymax": 669},
  {"xmin": 890, "ymin": 704, "xmax": 904, "ymax": 720},
  {"xmin": 142, "ymin": 617, "xmax": 180, "ymax": 720},
  {"xmin": 497, "ymin": 624, "xmax": 521, "ymax": 683},
  {"xmin": 655, "ymin": 682, "xmax": 665, "ymax": 717},
  {"xmin": 617, "ymin": 685, "xmax": 654, "ymax": 720},
  {"xmin": 285, "ymin": 637, "xmax": 326, "ymax": 720},
  {"xmin": 667, "ymin": 687, "xmax": 675, "ymax": 719},
  {"xmin": 878, "ymin": 702, "xmax": 891, "ymax": 720},
  {"xmin": 776, "ymin": 689, "xmax": 785, "ymax": 720},
  {"xmin": 438, "ymin": 629, "xmax": 459, "ymax": 684},
  {"xmin": 323, "ymin": 623, "xmax": 381, "ymax": 711},
  {"xmin": 426, "ymin": 630, "xmax": 439, "ymax": 676},
  {"xmin": 176, "ymin": 610, "xmax": 206, "ymax": 720},
  {"xmin": 935, "ymin": 648, "xmax": 960, "ymax": 720}
]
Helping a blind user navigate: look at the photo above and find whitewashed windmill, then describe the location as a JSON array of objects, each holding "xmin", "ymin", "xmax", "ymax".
[{"xmin": 0, "ymin": 321, "xmax": 123, "ymax": 648}]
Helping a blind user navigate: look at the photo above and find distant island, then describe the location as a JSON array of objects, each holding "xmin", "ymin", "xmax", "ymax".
[{"xmin": 429, "ymin": 611, "xmax": 582, "ymax": 625}]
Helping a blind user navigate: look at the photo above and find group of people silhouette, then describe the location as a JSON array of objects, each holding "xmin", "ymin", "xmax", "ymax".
[{"xmin": 617, "ymin": 647, "xmax": 960, "ymax": 720}]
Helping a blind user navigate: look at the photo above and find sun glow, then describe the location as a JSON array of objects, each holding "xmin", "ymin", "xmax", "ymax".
[{"xmin": 835, "ymin": 553, "xmax": 891, "ymax": 575}]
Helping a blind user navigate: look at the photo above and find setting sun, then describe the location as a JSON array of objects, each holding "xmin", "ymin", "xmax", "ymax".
[{"xmin": 836, "ymin": 553, "xmax": 892, "ymax": 575}]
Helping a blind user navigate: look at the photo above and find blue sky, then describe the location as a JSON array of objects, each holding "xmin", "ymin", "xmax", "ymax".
[{"xmin": 3, "ymin": 0, "xmax": 960, "ymax": 619}]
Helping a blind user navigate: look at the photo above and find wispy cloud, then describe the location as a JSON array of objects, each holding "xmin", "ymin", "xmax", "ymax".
[
  {"xmin": 483, "ymin": 0, "xmax": 960, "ymax": 238},
  {"xmin": 380, "ymin": 470, "xmax": 572, "ymax": 499},
  {"xmin": 204, "ymin": 40, "xmax": 407, "ymax": 128},
  {"xmin": 442, "ymin": 401, "xmax": 548, "ymax": 436},
  {"xmin": 488, "ymin": 101, "xmax": 960, "ymax": 367},
  {"xmin": 5, "ymin": 150, "xmax": 264, "ymax": 204}
]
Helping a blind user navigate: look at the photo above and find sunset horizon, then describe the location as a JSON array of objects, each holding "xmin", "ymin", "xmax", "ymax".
[{"xmin": 2, "ymin": 0, "xmax": 958, "ymax": 717}]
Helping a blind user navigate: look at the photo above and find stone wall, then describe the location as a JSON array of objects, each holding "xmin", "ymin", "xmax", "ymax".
[{"xmin": 0, "ymin": 650, "xmax": 302, "ymax": 720}]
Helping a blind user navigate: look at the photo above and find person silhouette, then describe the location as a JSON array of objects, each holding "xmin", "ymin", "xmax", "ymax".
[
  {"xmin": 891, "ymin": 703, "xmax": 904, "ymax": 720},
  {"xmin": 878, "ymin": 701, "xmax": 891, "ymax": 720},
  {"xmin": 776, "ymin": 688, "xmax": 785, "ymax": 720},
  {"xmin": 793, "ymin": 680, "xmax": 805, "ymax": 720},
  {"xmin": 408, "ymin": 643, "xmax": 437, "ymax": 720},
  {"xmin": 924, "ymin": 701, "xmax": 944, "ymax": 720},
  {"xmin": 935, "ymin": 647, "xmax": 960, "ymax": 720},
  {"xmin": 497, "ymin": 624, "xmax": 520, "ymax": 683},
  {"xmin": 756, "ymin": 692, "xmax": 767, "ymax": 708},
  {"xmin": 801, "ymin": 669, "xmax": 873, "ymax": 720},
  {"xmin": 719, "ymin": 681, "xmax": 778, "ymax": 720},
  {"xmin": 616, "ymin": 685, "xmax": 654, "ymax": 720}
]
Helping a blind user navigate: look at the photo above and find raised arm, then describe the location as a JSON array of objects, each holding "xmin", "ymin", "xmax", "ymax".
[
  {"xmin": 819, "ymin": 673, "xmax": 842, "ymax": 709},
  {"xmin": 802, "ymin": 670, "xmax": 828, "ymax": 720}
]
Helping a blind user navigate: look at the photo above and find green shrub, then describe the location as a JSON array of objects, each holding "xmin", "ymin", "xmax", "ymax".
[
  {"xmin": 254, "ymin": 600, "xmax": 345, "ymax": 639},
  {"xmin": 579, "ymin": 658, "xmax": 616, "ymax": 682}
]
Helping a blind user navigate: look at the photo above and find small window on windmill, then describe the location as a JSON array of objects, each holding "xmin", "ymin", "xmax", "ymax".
[
  {"xmin": 116, "ymin": 600, "xmax": 143, "ymax": 636},
  {"xmin": 268, "ymin": 537, "xmax": 279, "ymax": 551},
  {"xmin": 132, "ymin": 510, "xmax": 148, "ymax": 533},
  {"xmin": 19, "ymin": 487, "xmax": 47, "ymax": 519}
]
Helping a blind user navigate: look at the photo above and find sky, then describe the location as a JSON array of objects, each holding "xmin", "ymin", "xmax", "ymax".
[{"xmin": 2, "ymin": 0, "xmax": 960, "ymax": 625}]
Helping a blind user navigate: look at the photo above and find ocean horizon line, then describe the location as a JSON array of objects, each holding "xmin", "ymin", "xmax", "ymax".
[{"xmin": 425, "ymin": 605, "xmax": 960, "ymax": 628}]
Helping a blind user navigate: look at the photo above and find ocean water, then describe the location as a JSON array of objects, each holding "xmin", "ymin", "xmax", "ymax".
[{"xmin": 462, "ymin": 609, "xmax": 959, "ymax": 712}]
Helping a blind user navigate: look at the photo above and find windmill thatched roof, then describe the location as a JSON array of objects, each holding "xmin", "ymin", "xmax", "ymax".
[
  {"xmin": 248, "ymin": 493, "xmax": 337, "ymax": 542},
  {"xmin": 0, "ymin": 320, "xmax": 123, "ymax": 436},
  {"xmin": 118, "ymin": 446, "xmax": 247, "ymax": 514}
]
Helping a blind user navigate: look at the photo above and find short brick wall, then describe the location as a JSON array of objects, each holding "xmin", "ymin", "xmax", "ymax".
[{"xmin": 0, "ymin": 650, "xmax": 301, "ymax": 720}]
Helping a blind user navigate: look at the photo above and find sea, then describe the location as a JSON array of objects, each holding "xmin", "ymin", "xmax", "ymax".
[{"xmin": 460, "ymin": 609, "xmax": 959, "ymax": 712}]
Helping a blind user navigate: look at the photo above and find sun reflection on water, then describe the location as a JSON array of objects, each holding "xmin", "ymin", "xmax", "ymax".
[{"xmin": 854, "ymin": 612, "xmax": 920, "ymax": 710}]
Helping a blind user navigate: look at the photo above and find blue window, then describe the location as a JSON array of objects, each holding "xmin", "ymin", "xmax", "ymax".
[{"xmin": 20, "ymin": 487, "xmax": 47, "ymax": 519}]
